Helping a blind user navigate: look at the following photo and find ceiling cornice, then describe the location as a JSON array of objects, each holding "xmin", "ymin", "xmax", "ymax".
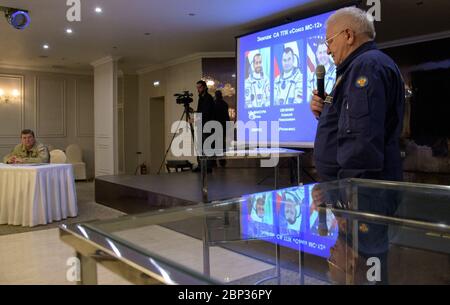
[
  {"xmin": 90, "ymin": 56, "xmax": 122, "ymax": 68},
  {"xmin": 137, "ymin": 52, "xmax": 235, "ymax": 75},
  {"xmin": 378, "ymin": 30, "xmax": 450, "ymax": 49},
  {"xmin": 0, "ymin": 63, "xmax": 93, "ymax": 76}
]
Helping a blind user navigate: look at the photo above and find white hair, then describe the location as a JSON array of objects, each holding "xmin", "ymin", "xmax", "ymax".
[{"xmin": 327, "ymin": 7, "xmax": 376, "ymax": 40}]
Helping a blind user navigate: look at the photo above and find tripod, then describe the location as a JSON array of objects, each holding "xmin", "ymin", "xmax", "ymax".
[{"xmin": 157, "ymin": 102, "xmax": 196, "ymax": 175}]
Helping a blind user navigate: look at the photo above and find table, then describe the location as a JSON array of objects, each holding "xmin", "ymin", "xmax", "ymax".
[
  {"xmin": 0, "ymin": 163, "xmax": 78, "ymax": 227},
  {"xmin": 59, "ymin": 179, "xmax": 450, "ymax": 285},
  {"xmin": 199, "ymin": 148, "xmax": 304, "ymax": 201}
]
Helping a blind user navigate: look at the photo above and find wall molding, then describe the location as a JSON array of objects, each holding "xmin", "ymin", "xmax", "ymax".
[
  {"xmin": 0, "ymin": 143, "xmax": 17, "ymax": 148},
  {"xmin": 35, "ymin": 76, "xmax": 67, "ymax": 138},
  {"xmin": 137, "ymin": 52, "xmax": 236, "ymax": 75},
  {"xmin": 0, "ymin": 64, "xmax": 92, "ymax": 76},
  {"xmin": 96, "ymin": 144, "xmax": 111, "ymax": 149},
  {"xmin": 0, "ymin": 74, "xmax": 25, "ymax": 138},
  {"xmin": 91, "ymin": 56, "xmax": 122, "ymax": 68},
  {"xmin": 75, "ymin": 79, "xmax": 94, "ymax": 137},
  {"xmin": 0, "ymin": 143, "xmax": 17, "ymax": 156},
  {"xmin": 95, "ymin": 134, "xmax": 112, "ymax": 139},
  {"xmin": 96, "ymin": 169, "xmax": 113, "ymax": 175},
  {"xmin": 378, "ymin": 30, "xmax": 450, "ymax": 50}
]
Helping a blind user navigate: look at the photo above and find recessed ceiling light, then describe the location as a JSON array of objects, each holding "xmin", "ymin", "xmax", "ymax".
[
  {"xmin": 153, "ymin": 81, "xmax": 160, "ymax": 87},
  {"xmin": 95, "ymin": 7, "xmax": 103, "ymax": 13},
  {"xmin": 66, "ymin": 28, "xmax": 73, "ymax": 34},
  {"xmin": 43, "ymin": 44, "xmax": 49, "ymax": 50},
  {"xmin": 188, "ymin": 13, "xmax": 196, "ymax": 16}
]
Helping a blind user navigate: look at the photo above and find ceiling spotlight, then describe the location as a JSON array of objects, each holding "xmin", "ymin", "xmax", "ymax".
[
  {"xmin": 0, "ymin": 6, "xmax": 31, "ymax": 30},
  {"xmin": 95, "ymin": 7, "xmax": 103, "ymax": 14},
  {"xmin": 153, "ymin": 81, "xmax": 160, "ymax": 87},
  {"xmin": 66, "ymin": 28, "xmax": 73, "ymax": 34},
  {"xmin": 43, "ymin": 44, "xmax": 49, "ymax": 50}
]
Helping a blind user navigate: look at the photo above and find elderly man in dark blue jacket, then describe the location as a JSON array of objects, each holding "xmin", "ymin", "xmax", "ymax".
[{"xmin": 311, "ymin": 7, "xmax": 405, "ymax": 182}]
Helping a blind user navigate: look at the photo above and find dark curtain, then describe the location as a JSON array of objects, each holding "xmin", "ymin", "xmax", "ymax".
[{"xmin": 410, "ymin": 68, "xmax": 450, "ymax": 157}]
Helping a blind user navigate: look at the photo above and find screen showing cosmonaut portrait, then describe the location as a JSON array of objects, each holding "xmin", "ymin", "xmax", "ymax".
[{"xmin": 237, "ymin": 9, "xmax": 339, "ymax": 147}]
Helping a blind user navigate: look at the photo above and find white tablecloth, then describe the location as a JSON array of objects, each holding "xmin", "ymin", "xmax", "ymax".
[{"xmin": 0, "ymin": 163, "xmax": 78, "ymax": 227}]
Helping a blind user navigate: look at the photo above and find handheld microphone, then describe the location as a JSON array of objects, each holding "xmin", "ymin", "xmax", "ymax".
[
  {"xmin": 318, "ymin": 203, "xmax": 328, "ymax": 237},
  {"xmin": 316, "ymin": 65, "xmax": 326, "ymax": 100}
]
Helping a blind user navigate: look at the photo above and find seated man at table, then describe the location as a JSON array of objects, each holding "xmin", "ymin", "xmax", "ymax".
[{"xmin": 3, "ymin": 129, "xmax": 50, "ymax": 164}]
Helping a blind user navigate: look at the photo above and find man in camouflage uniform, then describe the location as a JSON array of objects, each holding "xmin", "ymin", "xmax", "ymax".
[{"xmin": 3, "ymin": 129, "xmax": 49, "ymax": 164}]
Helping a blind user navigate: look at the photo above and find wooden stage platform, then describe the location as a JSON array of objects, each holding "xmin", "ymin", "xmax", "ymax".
[{"xmin": 95, "ymin": 167, "xmax": 312, "ymax": 214}]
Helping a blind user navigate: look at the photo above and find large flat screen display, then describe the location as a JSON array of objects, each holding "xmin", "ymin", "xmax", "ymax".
[{"xmin": 237, "ymin": 10, "xmax": 338, "ymax": 147}]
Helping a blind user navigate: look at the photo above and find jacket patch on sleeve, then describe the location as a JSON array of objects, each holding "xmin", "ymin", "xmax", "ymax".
[{"xmin": 355, "ymin": 76, "xmax": 369, "ymax": 88}]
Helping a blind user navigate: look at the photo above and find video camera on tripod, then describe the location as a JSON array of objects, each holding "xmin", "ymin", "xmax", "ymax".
[
  {"xmin": 174, "ymin": 91, "xmax": 193, "ymax": 105},
  {"xmin": 158, "ymin": 90, "xmax": 196, "ymax": 175}
]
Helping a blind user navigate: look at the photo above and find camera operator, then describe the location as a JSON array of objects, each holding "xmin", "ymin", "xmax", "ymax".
[{"xmin": 194, "ymin": 80, "xmax": 215, "ymax": 172}]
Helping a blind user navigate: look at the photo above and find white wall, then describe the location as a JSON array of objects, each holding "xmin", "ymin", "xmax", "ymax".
[
  {"xmin": 138, "ymin": 59, "xmax": 202, "ymax": 172},
  {"xmin": 93, "ymin": 59, "xmax": 119, "ymax": 177},
  {"xmin": 0, "ymin": 68, "xmax": 94, "ymax": 178}
]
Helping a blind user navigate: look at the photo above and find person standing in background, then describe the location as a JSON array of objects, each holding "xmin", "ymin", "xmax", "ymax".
[
  {"xmin": 213, "ymin": 90, "xmax": 231, "ymax": 167},
  {"xmin": 194, "ymin": 80, "xmax": 215, "ymax": 173}
]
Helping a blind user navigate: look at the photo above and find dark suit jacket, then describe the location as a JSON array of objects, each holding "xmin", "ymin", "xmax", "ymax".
[{"xmin": 196, "ymin": 92, "xmax": 214, "ymax": 126}]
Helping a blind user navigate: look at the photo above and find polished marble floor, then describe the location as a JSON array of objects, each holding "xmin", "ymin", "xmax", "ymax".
[{"xmin": 0, "ymin": 182, "xmax": 274, "ymax": 284}]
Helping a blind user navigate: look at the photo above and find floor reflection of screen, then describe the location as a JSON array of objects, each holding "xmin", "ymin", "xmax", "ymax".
[{"xmin": 240, "ymin": 184, "xmax": 338, "ymax": 258}]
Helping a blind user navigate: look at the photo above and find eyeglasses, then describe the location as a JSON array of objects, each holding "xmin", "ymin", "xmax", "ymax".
[{"xmin": 324, "ymin": 30, "xmax": 346, "ymax": 48}]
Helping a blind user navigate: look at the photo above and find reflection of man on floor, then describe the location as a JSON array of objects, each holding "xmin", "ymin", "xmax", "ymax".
[
  {"xmin": 245, "ymin": 53, "xmax": 270, "ymax": 108},
  {"xmin": 3, "ymin": 129, "xmax": 49, "ymax": 164},
  {"xmin": 274, "ymin": 47, "xmax": 304, "ymax": 105},
  {"xmin": 309, "ymin": 185, "xmax": 337, "ymax": 236}
]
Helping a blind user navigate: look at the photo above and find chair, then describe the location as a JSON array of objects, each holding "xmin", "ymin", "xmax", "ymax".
[
  {"xmin": 66, "ymin": 144, "xmax": 87, "ymax": 180},
  {"xmin": 166, "ymin": 160, "xmax": 193, "ymax": 173},
  {"xmin": 50, "ymin": 149, "xmax": 67, "ymax": 164}
]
